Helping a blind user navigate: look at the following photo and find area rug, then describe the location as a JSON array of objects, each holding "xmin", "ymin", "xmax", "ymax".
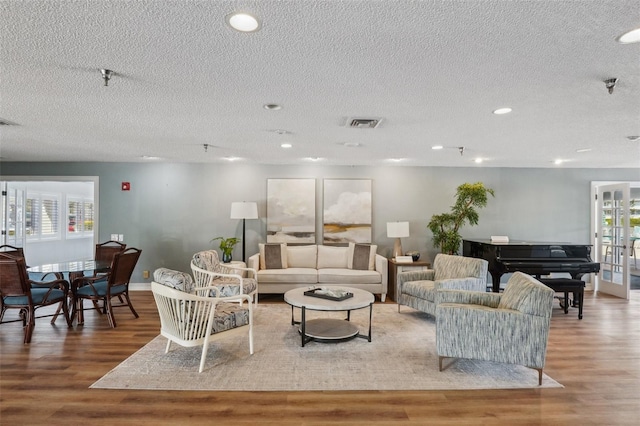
[{"xmin": 91, "ymin": 304, "xmax": 562, "ymax": 391}]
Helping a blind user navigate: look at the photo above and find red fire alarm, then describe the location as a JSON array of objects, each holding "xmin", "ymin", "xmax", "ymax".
[{"xmin": 121, "ymin": 182, "xmax": 131, "ymax": 191}]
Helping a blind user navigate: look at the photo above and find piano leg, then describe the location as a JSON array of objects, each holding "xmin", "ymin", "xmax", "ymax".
[{"xmin": 490, "ymin": 272, "xmax": 502, "ymax": 293}]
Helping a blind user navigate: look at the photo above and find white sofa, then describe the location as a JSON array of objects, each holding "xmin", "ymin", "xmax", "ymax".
[{"xmin": 248, "ymin": 243, "xmax": 388, "ymax": 301}]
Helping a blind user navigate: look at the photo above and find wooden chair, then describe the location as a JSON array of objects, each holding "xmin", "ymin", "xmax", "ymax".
[
  {"xmin": 94, "ymin": 240, "xmax": 126, "ymax": 275},
  {"xmin": 0, "ymin": 244, "xmax": 25, "ymax": 259},
  {"xmin": 72, "ymin": 247, "xmax": 141, "ymax": 328},
  {"xmin": 151, "ymin": 281, "xmax": 253, "ymax": 373},
  {"xmin": 0, "ymin": 253, "xmax": 72, "ymax": 343}
]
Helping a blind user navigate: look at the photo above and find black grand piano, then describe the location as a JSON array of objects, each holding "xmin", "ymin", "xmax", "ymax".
[{"xmin": 463, "ymin": 239, "xmax": 601, "ymax": 292}]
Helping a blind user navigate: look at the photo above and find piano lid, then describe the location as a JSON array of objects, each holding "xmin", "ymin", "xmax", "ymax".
[{"xmin": 463, "ymin": 239, "xmax": 592, "ymax": 246}]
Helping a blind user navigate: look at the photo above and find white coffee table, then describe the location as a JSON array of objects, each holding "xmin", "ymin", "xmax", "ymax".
[{"xmin": 284, "ymin": 287, "xmax": 374, "ymax": 347}]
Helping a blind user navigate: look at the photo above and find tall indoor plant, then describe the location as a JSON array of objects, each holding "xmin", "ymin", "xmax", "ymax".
[
  {"xmin": 428, "ymin": 182, "xmax": 495, "ymax": 255},
  {"xmin": 211, "ymin": 236, "xmax": 240, "ymax": 263}
]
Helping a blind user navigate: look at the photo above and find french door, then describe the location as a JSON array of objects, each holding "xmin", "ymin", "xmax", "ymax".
[
  {"xmin": 1, "ymin": 182, "xmax": 27, "ymax": 248},
  {"xmin": 596, "ymin": 183, "xmax": 630, "ymax": 299}
]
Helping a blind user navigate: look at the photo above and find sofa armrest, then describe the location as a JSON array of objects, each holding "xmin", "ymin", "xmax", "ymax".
[
  {"xmin": 374, "ymin": 254, "xmax": 388, "ymax": 292},
  {"xmin": 435, "ymin": 277, "xmax": 486, "ymax": 292},
  {"xmin": 436, "ymin": 289, "xmax": 501, "ymax": 308},
  {"xmin": 248, "ymin": 253, "xmax": 260, "ymax": 276}
]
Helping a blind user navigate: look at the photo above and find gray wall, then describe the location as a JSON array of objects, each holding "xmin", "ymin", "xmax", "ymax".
[{"xmin": 2, "ymin": 161, "xmax": 639, "ymax": 282}]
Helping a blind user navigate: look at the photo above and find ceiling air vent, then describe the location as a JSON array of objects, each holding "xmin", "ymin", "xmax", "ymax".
[{"xmin": 348, "ymin": 118, "xmax": 382, "ymax": 128}]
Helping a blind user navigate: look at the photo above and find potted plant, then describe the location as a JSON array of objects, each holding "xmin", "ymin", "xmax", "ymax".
[
  {"xmin": 211, "ymin": 237, "xmax": 241, "ymax": 263},
  {"xmin": 428, "ymin": 182, "xmax": 495, "ymax": 255}
]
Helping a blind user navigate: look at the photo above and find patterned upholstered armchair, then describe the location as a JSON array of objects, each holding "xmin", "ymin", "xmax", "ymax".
[
  {"xmin": 191, "ymin": 250, "xmax": 258, "ymax": 305},
  {"xmin": 151, "ymin": 270, "xmax": 253, "ymax": 373},
  {"xmin": 436, "ymin": 271, "xmax": 555, "ymax": 385},
  {"xmin": 397, "ymin": 253, "xmax": 488, "ymax": 316}
]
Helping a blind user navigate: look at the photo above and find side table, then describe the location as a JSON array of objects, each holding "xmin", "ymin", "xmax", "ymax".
[
  {"xmin": 387, "ymin": 258, "xmax": 431, "ymax": 302},
  {"xmin": 223, "ymin": 260, "xmax": 247, "ymax": 278}
]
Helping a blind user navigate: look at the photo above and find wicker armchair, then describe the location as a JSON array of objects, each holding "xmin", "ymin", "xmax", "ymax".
[
  {"xmin": 191, "ymin": 250, "xmax": 258, "ymax": 305},
  {"xmin": 397, "ymin": 253, "xmax": 488, "ymax": 316},
  {"xmin": 151, "ymin": 280, "xmax": 253, "ymax": 373},
  {"xmin": 436, "ymin": 271, "xmax": 555, "ymax": 385}
]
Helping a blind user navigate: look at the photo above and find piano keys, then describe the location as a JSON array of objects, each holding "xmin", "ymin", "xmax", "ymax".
[{"xmin": 462, "ymin": 239, "xmax": 601, "ymax": 292}]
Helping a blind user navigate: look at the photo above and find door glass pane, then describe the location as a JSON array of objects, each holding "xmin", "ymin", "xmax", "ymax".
[{"xmin": 601, "ymin": 190, "xmax": 625, "ymax": 286}]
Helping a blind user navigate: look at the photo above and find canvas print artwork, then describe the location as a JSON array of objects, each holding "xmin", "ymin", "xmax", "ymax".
[
  {"xmin": 323, "ymin": 179, "xmax": 372, "ymax": 243},
  {"xmin": 267, "ymin": 178, "xmax": 316, "ymax": 243}
]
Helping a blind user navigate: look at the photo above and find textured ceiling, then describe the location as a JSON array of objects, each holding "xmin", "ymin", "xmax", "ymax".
[{"xmin": 1, "ymin": 0, "xmax": 639, "ymax": 168}]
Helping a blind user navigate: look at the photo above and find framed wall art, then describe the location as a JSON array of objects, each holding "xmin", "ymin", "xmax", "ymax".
[
  {"xmin": 266, "ymin": 178, "xmax": 316, "ymax": 243},
  {"xmin": 323, "ymin": 179, "xmax": 372, "ymax": 244}
]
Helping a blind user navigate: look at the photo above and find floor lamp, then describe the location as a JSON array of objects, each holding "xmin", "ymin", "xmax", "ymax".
[
  {"xmin": 230, "ymin": 201, "xmax": 259, "ymax": 262},
  {"xmin": 387, "ymin": 221, "xmax": 410, "ymax": 260}
]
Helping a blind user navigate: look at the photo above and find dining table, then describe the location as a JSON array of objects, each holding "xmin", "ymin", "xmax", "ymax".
[{"xmin": 27, "ymin": 259, "xmax": 112, "ymax": 323}]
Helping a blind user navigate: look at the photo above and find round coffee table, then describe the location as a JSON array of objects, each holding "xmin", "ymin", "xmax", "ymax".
[{"xmin": 284, "ymin": 287, "xmax": 374, "ymax": 347}]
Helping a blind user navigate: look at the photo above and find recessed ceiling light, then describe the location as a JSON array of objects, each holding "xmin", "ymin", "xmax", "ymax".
[
  {"xmin": 142, "ymin": 155, "xmax": 160, "ymax": 160},
  {"xmin": 226, "ymin": 12, "xmax": 261, "ymax": 32},
  {"xmin": 280, "ymin": 143, "xmax": 292, "ymax": 148},
  {"xmin": 474, "ymin": 157, "xmax": 483, "ymax": 164},
  {"xmin": 306, "ymin": 157, "xmax": 323, "ymax": 162},
  {"xmin": 554, "ymin": 159, "xmax": 564, "ymax": 165},
  {"xmin": 388, "ymin": 158, "xmax": 404, "ymax": 162},
  {"xmin": 493, "ymin": 107, "xmax": 512, "ymax": 115},
  {"xmin": 431, "ymin": 145, "xmax": 443, "ymax": 150},
  {"xmin": 342, "ymin": 142, "xmax": 362, "ymax": 147},
  {"xmin": 617, "ymin": 27, "xmax": 640, "ymax": 44},
  {"xmin": 576, "ymin": 148, "xmax": 592, "ymax": 153},
  {"xmin": 263, "ymin": 103, "xmax": 282, "ymax": 110},
  {"xmin": 223, "ymin": 156, "xmax": 240, "ymax": 162}
]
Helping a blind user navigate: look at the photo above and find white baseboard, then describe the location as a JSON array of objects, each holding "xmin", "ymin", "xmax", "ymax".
[{"xmin": 130, "ymin": 282, "xmax": 151, "ymax": 291}]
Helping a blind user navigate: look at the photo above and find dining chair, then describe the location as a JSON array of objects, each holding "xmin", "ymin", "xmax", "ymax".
[
  {"xmin": 72, "ymin": 247, "xmax": 141, "ymax": 328},
  {"xmin": 0, "ymin": 252, "xmax": 72, "ymax": 343}
]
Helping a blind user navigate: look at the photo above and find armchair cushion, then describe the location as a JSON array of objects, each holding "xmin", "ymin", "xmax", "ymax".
[
  {"xmin": 211, "ymin": 302, "xmax": 251, "ymax": 333},
  {"xmin": 153, "ymin": 268, "xmax": 194, "ymax": 293},
  {"xmin": 433, "ymin": 253, "xmax": 489, "ymax": 281}
]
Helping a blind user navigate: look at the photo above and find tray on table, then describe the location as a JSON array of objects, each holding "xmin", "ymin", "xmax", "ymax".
[{"xmin": 304, "ymin": 288, "xmax": 354, "ymax": 301}]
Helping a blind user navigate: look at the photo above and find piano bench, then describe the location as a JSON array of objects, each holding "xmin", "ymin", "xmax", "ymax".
[{"xmin": 537, "ymin": 278, "xmax": 584, "ymax": 320}]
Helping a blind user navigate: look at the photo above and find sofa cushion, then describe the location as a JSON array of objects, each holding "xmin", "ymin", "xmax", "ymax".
[
  {"xmin": 318, "ymin": 268, "xmax": 382, "ymax": 284},
  {"xmin": 347, "ymin": 243, "xmax": 377, "ymax": 270},
  {"xmin": 286, "ymin": 245, "xmax": 317, "ymax": 268},
  {"xmin": 402, "ymin": 280, "xmax": 437, "ymax": 302},
  {"xmin": 259, "ymin": 243, "xmax": 288, "ymax": 269},
  {"xmin": 317, "ymin": 245, "xmax": 349, "ymax": 269},
  {"xmin": 257, "ymin": 268, "xmax": 318, "ymax": 284}
]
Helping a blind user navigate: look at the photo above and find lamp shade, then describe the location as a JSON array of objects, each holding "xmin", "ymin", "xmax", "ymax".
[
  {"xmin": 387, "ymin": 221, "xmax": 409, "ymax": 238},
  {"xmin": 230, "ymin": 202, "xmax": 258, "ymax": 219}
]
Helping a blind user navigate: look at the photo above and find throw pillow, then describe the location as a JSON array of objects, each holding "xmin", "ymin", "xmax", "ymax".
[
  {"xmin": 259, "ymin": 243, "xmax": 288, "ymax": 270},
  {"xmin": 347, "ymin": 242, "xmax": 377, "ymax": 270}
]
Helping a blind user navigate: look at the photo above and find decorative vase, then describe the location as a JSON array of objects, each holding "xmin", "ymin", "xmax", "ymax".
[{"xmin": 222, "ymin": 252, "xmax": 232, "ymax": 263}]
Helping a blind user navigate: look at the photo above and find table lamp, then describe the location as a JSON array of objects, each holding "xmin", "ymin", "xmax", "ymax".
[
  {"xmin": 387, "ymin": 221, "xmax": 410, "ymax": 260},
  {"xmin": 230, "ymin": 201, "xmax": 259, "ymax": 262}
]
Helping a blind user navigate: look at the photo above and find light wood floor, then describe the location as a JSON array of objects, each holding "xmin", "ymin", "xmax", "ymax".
[{"xmin": 1, "ymin": 290, "xmax": 639, "ymax": 425}]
